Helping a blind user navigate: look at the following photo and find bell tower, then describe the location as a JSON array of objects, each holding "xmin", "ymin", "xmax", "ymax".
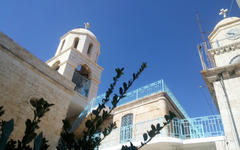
[
  {"xmin": 199, "ymin": 9, "xmax": 240, "ymax": 149},
  {"xmin": 46, "ymin": 23, "xmax": 103, "ymax": 117}
]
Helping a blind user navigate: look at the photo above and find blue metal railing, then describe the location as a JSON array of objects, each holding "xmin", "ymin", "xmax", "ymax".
[
  {"xmin": 70, "ymin": 93, "xmax": 105, "ymax": 132},
  {"xmin": 71, "ymin": 79, "xmax": 189, "ymax": 131},
  {"xmin": 100, "ymin": 115, "xmax": 224, "ymax": 148}
]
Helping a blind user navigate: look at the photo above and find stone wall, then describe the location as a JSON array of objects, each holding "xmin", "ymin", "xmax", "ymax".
[
  {"xmin": 213, "ymin": 77, "xmax": 240, "ymax": 150},
  {"xmin": 0, "ymin": 32, "xmax": 75, "ymax": 149},
  {"xmin": 113, "ymin": 92, "xmax": 185, "ymax": 128}
]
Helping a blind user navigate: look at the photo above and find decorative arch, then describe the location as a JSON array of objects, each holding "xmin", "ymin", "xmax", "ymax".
[
  {"xmin": 230, "ymin": 54, "xmax": 240, "ymax": 64},
  {"xmin": 51, "ymin": 61, "xmax": 60, "ymax": 71},
  {"xmin": 72, "ymin": 64, "xmax": 91, "ymax": 97},
  {"xmin": 76, "ymin": 64, "xmax": 91, "ymax": 79},
  {"xmin": 73, "ymin": 37, "xmax": 79, "ymax": 49},
  {"xmin": 120, "ymin": 113, "xmax": 133, "ymax": 143}
]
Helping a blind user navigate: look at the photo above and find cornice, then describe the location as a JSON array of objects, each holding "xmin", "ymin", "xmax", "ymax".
[
  {"xmin": 46, "ymin": 47, "xmax": 104, "ymax": 71},
  {"xmin": 201, "ymin": 63, "xmax": 240, "ymax": 110},
  {"xmin": 208, "ymin": 41, "xmax": 240, "ymax": 57},
  {"xmin": 60, "ymin": 31, "xmax": 100, "ymax": 54},
  {"xmin": 72, "ymin": 48, "xmax": 104, "ymax": 71},
  {"xmin": 46, "ymin": 47, "xmax": 72, "ymax": 63},
  {"xmin": 58, "ymin": 61, "xmax": 101, "ymax": 84},
  {"xmin": 113, "ymin": 92, "xmax": 185, "ymax": 119}
]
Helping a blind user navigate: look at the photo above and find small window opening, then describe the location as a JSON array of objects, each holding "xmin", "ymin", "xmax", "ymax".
[
  {"xmin": 51, "ymin": 61, "xmax": 60, "ymax": 71},
  {"xmin": 73, "ymin": 37, "xmax": 79, "ymax": 49},
  {"xmin": 60, "ymin": 40, "xmax": 65, "ymax": 51},
  {"xmin": 87, "ymin": 43, "xmax": 93, "ymax": 57}
]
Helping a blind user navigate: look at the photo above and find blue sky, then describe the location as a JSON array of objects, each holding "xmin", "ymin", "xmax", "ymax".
[{"xmin": 1, "ymin": 0, "xmax": 239, "ymax": 117}]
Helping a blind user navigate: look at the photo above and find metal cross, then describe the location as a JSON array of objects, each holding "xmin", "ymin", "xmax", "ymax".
[
  {"xmin": 219, "ymin": 8, "xmax": 228, "ymax": 18},
  {"xmin": 84, "ymin": 22, "xmax": 90, "ymax": 29}
]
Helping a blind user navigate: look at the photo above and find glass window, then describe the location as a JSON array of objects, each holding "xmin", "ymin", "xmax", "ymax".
[{"xmin": 120, "ymin": 114, "xmax": 133, "ymax": 143}]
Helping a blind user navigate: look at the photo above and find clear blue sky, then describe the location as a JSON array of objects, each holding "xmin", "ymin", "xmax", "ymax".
[{"xmin": 1, "ymin": 0, "xmax": 239, "ymax": 117}]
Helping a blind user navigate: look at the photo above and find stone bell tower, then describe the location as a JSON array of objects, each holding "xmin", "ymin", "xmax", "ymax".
[
  {"xmin": 46, "ymin": 23, "xmax": 103, "ymax": 118},
  {"xmin": 200, "ymin": 9, "xmax": 240, "ymax": 149}
]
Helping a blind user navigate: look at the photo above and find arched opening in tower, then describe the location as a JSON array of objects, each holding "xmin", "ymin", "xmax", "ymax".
[{"xmin": 72, "ymin": 64, "xmax": 91, "ymax": 97}]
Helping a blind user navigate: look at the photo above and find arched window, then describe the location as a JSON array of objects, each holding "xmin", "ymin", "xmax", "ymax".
[
  {"xmin": 230, "ymin": 55, "xmax": 240, "ymax": 64},
  {"xmin": 51, "ymin": 61, "xmax": 60, "ymax": 71},
  {"xmin": 60, "ymin": 40, "xmax": 65, "ymax": 51},
  {"xmin": 73, "ymin": 37, "xmax": 79, "ymax": 49},
  {"xmin": 87, "ymin": 43, "xmax": 93, "ymax": 57},
  {"xmin": 120, "ymin": 114, "xmax": 133, "ymax": 143},
  {"xmin": 72, "ymin": 65, "xmax": 91, "ymax": 97}
]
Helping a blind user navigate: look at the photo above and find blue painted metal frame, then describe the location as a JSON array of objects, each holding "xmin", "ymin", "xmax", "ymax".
[
  {"xmin": 71, "ymin": 79, "xmax": 189, "ymax": 131},
  {"xmin": 100, "ymin": 115, "xmax": 224, "ymax": 148},
  {"xmin": 120, "ymin": 114, "xmax": 133, "ymax": 143}
]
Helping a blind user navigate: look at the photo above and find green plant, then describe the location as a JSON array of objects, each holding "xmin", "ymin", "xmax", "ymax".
[
  {"xmin": 0, "ymin": 98, "xmax": 54, "ymax": 150},
  {"xmin": 58, "ymin": 62, "xmax": 147, "ymax": 150},
  {"xmin": 0, "ymin": 63, "xmax": 176, "ymax": 150}
]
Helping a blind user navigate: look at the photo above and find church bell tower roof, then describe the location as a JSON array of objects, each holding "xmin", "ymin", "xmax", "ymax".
[
  {"xmin": 209, "ymin": 17, "xmax": 240, "ymax": 40},
  {"xmin": 214, "ymin": 17, "xmax": 240, "ymax": 30},
  {"xmin": 70, "ymin": 28, "xmax": 97, "ymax": 40}
]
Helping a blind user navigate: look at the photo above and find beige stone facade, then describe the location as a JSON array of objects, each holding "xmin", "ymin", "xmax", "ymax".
[
  {"xmin": 0, "ymin": 32, "xmax": 75, "ymax": 149},
  {"xmin": 113, "ymin": 92, "xmax": 185, "ymax": 128},
  {"xmin": 100, "ymin": 92, "xmax": 186, "ymax": 148}
]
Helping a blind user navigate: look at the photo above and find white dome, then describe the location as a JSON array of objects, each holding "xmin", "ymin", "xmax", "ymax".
[
  {"xmin": 71, "ymin": 28, "xmax": 97, "ymax": 39},
  {"xmin": 214, "ymin": 17, "xmax": 240, "ymax": 30}
]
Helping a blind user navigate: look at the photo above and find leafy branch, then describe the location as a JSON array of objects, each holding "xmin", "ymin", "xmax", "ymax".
[
  {"xmin": 58, "ymin": 62, "xmax": 147, "ymax": 150},
  {"xmin": 0, "ymin": 98, "xmax": 54, "ymax": 150}
]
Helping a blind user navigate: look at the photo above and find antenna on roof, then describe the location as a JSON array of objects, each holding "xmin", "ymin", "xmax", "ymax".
[
  {"xmin": 196, "ymin": 11, "xmax": 208, "ymax": 70},
  {"xmin": 196, "ymin": 11, "xmax": 213, "ymax": 70},
  {"xmin": 196, "ymin": 11, "xmax": 207, "ymax": 45}
]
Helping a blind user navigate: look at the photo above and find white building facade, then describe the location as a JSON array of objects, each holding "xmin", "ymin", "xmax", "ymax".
[
  {"xmin": 201, "ymin": 14, "xmax": 240, "ymax": 150},
  {"xmin": 46, "ymin": 26, "xmax": 103, "ymax": 118}
]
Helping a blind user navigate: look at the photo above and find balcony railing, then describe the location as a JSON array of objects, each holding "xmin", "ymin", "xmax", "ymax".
[
  {"xmin": 100, "ymin": 115, "xmax": 224, "ymax": 149},
  {"xmin": 71, "ymin": 79, "xmax": 189, "ymax": 131},
  {"xmin": 198, "ymin": 40, "xmax": 240, "ymax": 70}
]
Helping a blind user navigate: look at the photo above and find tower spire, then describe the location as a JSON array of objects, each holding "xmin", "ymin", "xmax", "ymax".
[
  {"xmin": 84, "ymin": 22, "xmax": 90, "ymax": 29},
  {"xmin": 219, "ymin": 8, "xmax": 228, "ymax": 18}
]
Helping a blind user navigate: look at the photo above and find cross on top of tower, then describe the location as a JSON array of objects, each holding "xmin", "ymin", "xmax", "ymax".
[
  {"xmin": 219, "ymin": 8, "xmax": 228, "ymax": 19},
  {"xmin": 84, "ymin": 22, "xmax": 90, "ymax": 29}
]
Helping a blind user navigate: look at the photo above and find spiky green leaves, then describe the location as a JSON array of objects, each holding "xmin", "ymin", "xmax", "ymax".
[
  {"xmin": 0, "ymin": 119, "xmax": 14, "ymax": 150},
  {"xmin": 58, "ymin": 63, "xmax": 146, "ymax": 150},
  {"xmin": 30, "ymin": 98, "xmax": 54, "ymax": 119},
  {"xmin": 0, "ymin": 106, "xmax": 4, "ymax": 117},
  {"xmin": 0, "ymin": 98, "xmax": 53, "ymax": 150}
]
